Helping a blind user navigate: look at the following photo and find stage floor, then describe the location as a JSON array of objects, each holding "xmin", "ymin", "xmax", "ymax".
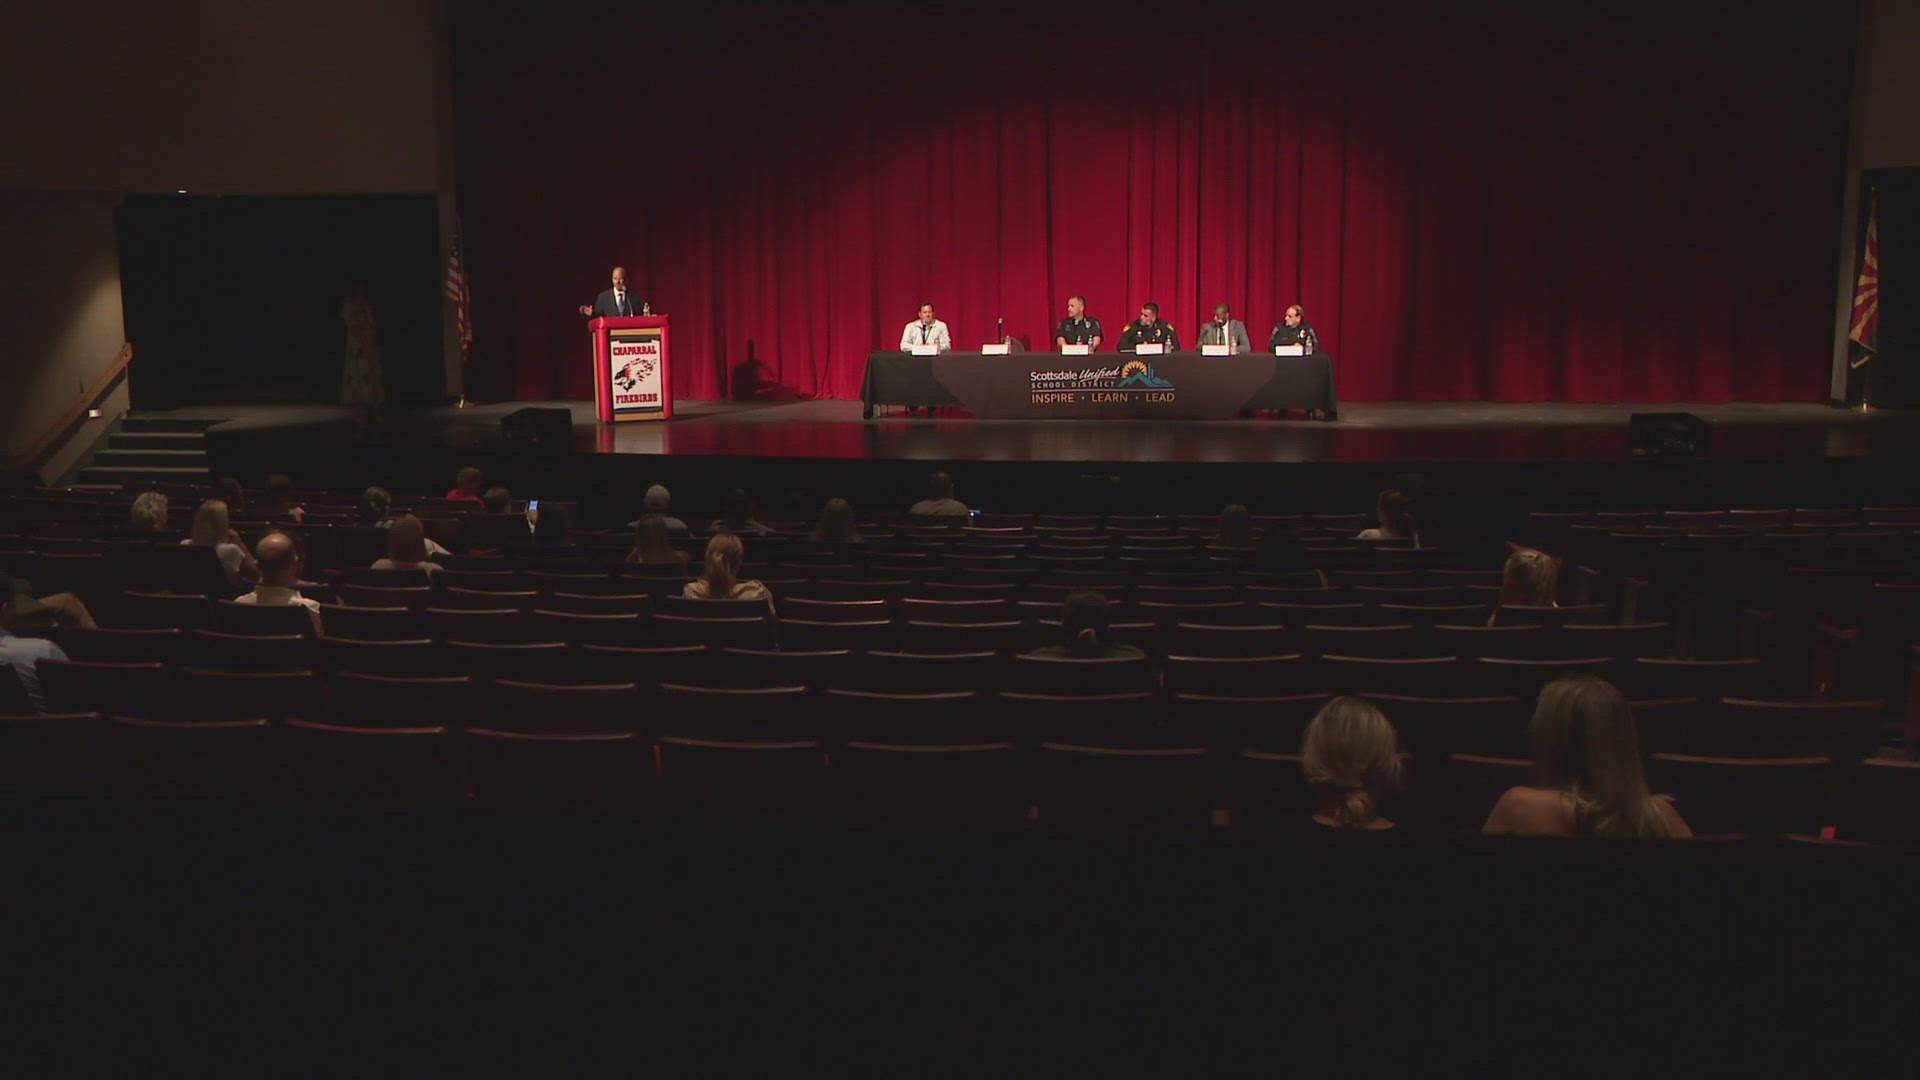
[{"xmin": 173, "ymin": 399, "xmax": 1920, "ymax": 465}]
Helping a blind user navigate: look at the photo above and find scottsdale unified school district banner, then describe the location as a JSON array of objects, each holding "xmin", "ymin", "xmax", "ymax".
[{"xmin": 608, "ymin": 327, "xmax": 666, "ymax": 420}]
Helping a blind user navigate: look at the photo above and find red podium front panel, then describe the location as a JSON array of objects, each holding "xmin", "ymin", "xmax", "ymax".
[{"xmin": 590, "ymin": 315, "xmax": 672, "ymax": 422}]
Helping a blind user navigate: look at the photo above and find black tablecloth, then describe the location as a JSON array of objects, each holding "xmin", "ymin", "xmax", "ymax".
[{"xmin": 860, "ymin": 351, "xmax": 1337, "ymax": 420}]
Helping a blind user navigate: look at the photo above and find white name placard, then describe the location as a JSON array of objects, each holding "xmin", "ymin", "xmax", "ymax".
[
  {"xmin": 909, "ymin": 343, "xmax": 940, "ymax": 356},
  {"xmin": 1201, "ymin": 344, "xmax": 1231, "ymax": 357},
  {"xmin": 981, "ymin": 342, "xmax": 1010, "ymax": 355},
  {"xmin": 1134, "ymin": 343, "xmax": 1165, "ymax": 355},
  {"xmin": 1062, "ymin": 344, "xmax": 1091, "ymax": 356},
  {"xmin": 1274, "ymin": 344, "xmax": 1306, "ymax": 356}
]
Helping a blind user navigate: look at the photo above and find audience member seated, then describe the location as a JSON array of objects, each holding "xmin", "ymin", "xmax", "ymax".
[
  {"xmin": 261, "ymin": 474, "xmax": 306, "ymax": 524},
  {"xmin": 1023, "ymin": 590, "xmax": 1144, "ymax": 660},
  {"xmin": 627, "ymin": 484, "xmax": 689, "ymax": 535},
  {"xmin": 529, "ymin": 502, "xmax": 573, "ymax": 548},
  {"xmin": 370, "ymin": 514, "xmax": 441, "ymax": 576},
  {"xmin": 130, "ymin": 491, "xmax": 170, "ymax": 533},
  {"xmin": 359, "ymin": 485, "xmax": 393, "ymax": 526},
  {"xmin": 1301, "ymin": 696, "xmax": 1403, "ymax": 832},
  {"xmin": 233, "ymin": 531, "xmax": 324, "ymax": 634},
  {"xmin": 183, "ymin": 499, "xmax": 258, "ymax": 588},
  {"xmin": 709, "ymin": 489, "xmax": 773, "ymax": 536},
  {"xmin": 1482, "ymin": 675, "xmax": 1691, "ymax": 839},
  {"xmin": 812, "ymin": 498, "xmax": 861, "ymax": 544},
  {"xmin": 683, "ymin": 533, "xmax": 775, "ymax": 612},
  {"xmin": 215, "ymin": 476, "xmax": 247, "ymax": 513},
  {"xmin": 626, "ymin": 514, "xmax": 690, "ymax": 572},
  {"xmin": 0, "ymin": 573, "xmax": 68, "ymax": 713},
  {"xmin": 909, "ymin": 471, "xmax": 969, "ymax": 517},
  {"xmin": 481, "ymin": 485, "xmax": 512, "ymax": 516},
  {"xmin": 1214, "ymin": 504, "xmax": 1253, "ymax": 548},
  {"xmin": 446, "ymin": 467, "xmax": 484, "ymax": 503},
  {"xmin": 1356, "ymin": 488, "xmax": 1419, "ymax": 546},
  {"xmin": 7, "ymin": 575, "xmax": 97, "ymax": 632},
  {"xmin": 1488, "ymin": 546, "xmax": 1559, "ymax": 626}
]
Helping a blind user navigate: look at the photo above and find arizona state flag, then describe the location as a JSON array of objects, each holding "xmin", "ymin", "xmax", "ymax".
[{"xmin": 1849, "ymin": 193, "xmax": 1879, "ymax": 367}]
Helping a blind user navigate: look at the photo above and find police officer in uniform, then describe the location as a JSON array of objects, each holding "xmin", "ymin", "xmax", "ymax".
[
  {"xmin": 1054, "ymin": 295, "xmax": 1103, "ymax": 351},
  {"xmin": 1269, "ymin": 304, "xmax": 1320, "ymax": 353},
  {"xmin": 1117, "ymin": 301, "xmax": 1180, "ymax": 353}
]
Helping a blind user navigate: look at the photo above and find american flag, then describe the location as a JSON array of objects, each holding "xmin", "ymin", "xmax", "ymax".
[
  {"xmin": 446, "ymin": 217, "xmax": 473, "ymax": 353},
  {"xmin": 1849, "ymin": 193, "xmax": 1878, "ymax": 367}
]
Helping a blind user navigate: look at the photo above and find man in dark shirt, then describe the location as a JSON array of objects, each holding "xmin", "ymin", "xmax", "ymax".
[
  {"xmin": 1053, "ymin": 295, "xmax": 1103, "ymax": 350},
  {"xmin": 1269, "ymin": 304, "xmax": 1321, "ymax": 353},
  {"xmin": 1117, "ymin": 302, "xmax": 1179, "ymax": 353}
]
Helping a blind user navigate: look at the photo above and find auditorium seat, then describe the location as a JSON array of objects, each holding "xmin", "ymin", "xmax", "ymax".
[
  {"xmin": 486, "ymin": 679, "xmax": 640, "ymax": 735},
  {"xmin": 442, "ymin": 640, "xmax": 577, "ymax": 684},
  {"xmin": 1630, "ymin": 697, "xmax": 1707, "ymax": 757},
  {"xmin": 440, "ymin": 586, "xmax": 540, "ymax": 613},
  {"xmin": 1430, "ymin": 624, "xmax": 1558, "ymax": 660},
  {"xmin": 1462, "ymin": 656, "xmax": 1616, "ymax": 700},
  {"xmin": 425, "ymin": 607, "xmax": 528, "ymax": 644},
  {"xmin": 115, "ymin": 590, "xmax": 210, "ymax": 630},
  {"xmin": 1834, "ymin": 759, "xmax": 1920, "ymax": 843},
  {"xmin": 338, "ymin": 584, "xmax": 432, "ymax": 611},
  {"xmin": 330, "ymin": 671, "xmax": 474, "ymax": 729},
  {"xmin": 1490, "ymin": 603, "xmax": 1612, "ymax": 628},
  {"xmin": 1231, "ymin": 750, "xmax": 1318, "ymax": 833},
  {"xmin": 1623, "ymin": 658, "xmax": 1769, "ymax": 700},
  {"xmin": 654, "ymin": 736, "xmax": 827, "ymax": 826},
  {"xmin": 315, "ymin": 604, "xmax": 421, "ymax": 641},
  {"xmin": 189, "ymin": 628, "xmax": 312, "ymax": 671},
  {"xmin": 335, "ymin": 567, "xmax": 432, "ymax": 588},
  {"xmin": 781, "ymin": 580, "xmax": 906, "ymax": 603},
  {"xmin": 1554, "ymin": 623, "xmax": 1672, "ymax": 660},
  {"xmin": 177, "ymin": 668, "xmax": 325, "ymax": 722},
  {"xmin": 846, "ymin": 650, "xmax": 1000, "ymax": 693},
  {"xmin": 656, "ymin": 683, "xmax": 816, "ymax": 740},
  {"xmin": 213, "ymin": 599, "xmax": 318, "ymax": 636},
  {"xmin": 104, "ymin": 716, "xmax": 279, "ymax": 799},
  {"xmin": 1443, "ymin": 754, "xmax": 1534, "ymax": 834},
  {"xmin": 1006, "ymin": 653, "xmax": 1153, "ymax": 694},
  {"xmin": 435, "ymin": 569, "xmax": 526, "ymax": 592},
  {"xmin": 898, "ymin": 619, "xmax": 1024, "ymax": 654},
  {"xmin": 1162, "ymin": 654, "xmax": 1306, "ymax": 695},
  {"xmin": 574, "ymin": 642, "xmax": 711, "ymax": 689},
  {"xmin": 527, "ymin": 609, "xmax": 645, "ymax": 645},
  {"xmin": 652, "ymin": 613, "xmax": 774, "ymax": 650},
  {"xmin": 781, "ymin": 597, "xmax": 891, "ymax": 623},
  {"xmin": 1317, "ymin": 655, "xmax": 1459, "ymax": 696},
  {"xmin": 998, "ymin": 691, "xmax": 1161, "ymax": 746},
  {"xmin": 1377, "ymin": 603, "xmax": 1492, "ymax": 630},
  {"xmin": 1170, "ymin": 691, "xmax": 1335, "ymax": 753},
  {"xmin": 37, "ymin": 658, "xmax": 170, "ymax": 719},
  {"xmin": 823, "ymin": 689, "xmax": 989, "ymax": 744},
  {"xmin": 282, "ymin": 720, "xmax": 461, "ymax": 804},
  {"xmin": 834, "ymin": 741, "xmax": 1027, "ymax": 831},
  {"xmin": 1167, "ymin": 622, "xmax": 1293, "ymax": 658},
  {"xmin": 655, "ymin": 595, "xmax": 772, "ymax": 620},
  {"xmin": 0, "ymin": 711, "xmax": 111, "ymax": 795},
  {"xmin": 1711, "ymin": 698, "xmax": 1886, "ymax": 762},
  {"xmin": 1364, "ymin": 693, "xmax": 1527, "ymax": 763},
  {"xmin": 52, "ymin": 626, "xmax": 184, "ymax": 664},
  {"xmin": 464, "ymin": 728, "xmax": 652, "ymax": 808},
  {"xmin": 542, "ymin": 591, "xmax": 654, "ymax": 616},
  {"xmin": 312, "ymin": 635, "xmax": 442, "ymax": 677},
  {"xmin": 1648, "ymin": 754, "xmax": 1830, "ymax": 837},
  {"xmin": 1035, "ymin": 743, "xmax": 1213, "ymax": 833},
  {"xmin": 701, "ymin": 647, "xmax": 844, "ymax": 691}
]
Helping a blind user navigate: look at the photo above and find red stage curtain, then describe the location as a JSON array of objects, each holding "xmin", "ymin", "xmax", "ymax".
[{"xmin": 451, "ymin": 1, "xmax": 1852, "ymax": 405}]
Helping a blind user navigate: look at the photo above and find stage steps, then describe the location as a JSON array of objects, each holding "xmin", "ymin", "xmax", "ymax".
[{"xmin": 74, "ymin": 415, "xmax": 226, "ymax": 486}]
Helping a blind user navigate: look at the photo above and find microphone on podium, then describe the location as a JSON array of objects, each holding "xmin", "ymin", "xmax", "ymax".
[{"xmin": 996, "ymin": 316, "xmax": 1004, "ymax": 343}]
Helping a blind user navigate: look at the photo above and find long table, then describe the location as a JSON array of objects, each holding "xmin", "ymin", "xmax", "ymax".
[{"xmin": 859, "ymin": 351, "xmax": 1337, "ymax": 420}]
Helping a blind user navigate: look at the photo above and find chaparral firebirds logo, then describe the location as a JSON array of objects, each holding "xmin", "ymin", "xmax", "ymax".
[
  {"xmin": 612, "ymin": 341, "xmax": 657, "ymax": 392},
  {"xmin": 1029, "ymin": 359, "xmax": 1174, "ymax": 404}
]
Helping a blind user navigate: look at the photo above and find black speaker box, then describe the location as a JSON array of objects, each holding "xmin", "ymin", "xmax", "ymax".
[
  {"xmin": 1629, "ymin": 412, "xmax": 1709, "ymax": 457},
  {"xmin": 501, "ymin": 407, "xmax": 573, "ymax": 451}
]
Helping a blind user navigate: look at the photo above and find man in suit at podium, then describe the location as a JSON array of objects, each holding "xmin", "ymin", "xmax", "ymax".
[{"xmin": 578, "ymin": 266, "xmax": 646, "ymax": 318}]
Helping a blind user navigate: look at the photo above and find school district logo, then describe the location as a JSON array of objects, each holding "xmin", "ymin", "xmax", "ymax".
[{"xmin": 1117, "ymin": 360, "xmax": 1173, "ymax": 389}]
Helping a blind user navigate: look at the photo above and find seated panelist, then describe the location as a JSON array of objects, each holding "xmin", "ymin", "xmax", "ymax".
[
  {"xmin": 1054, "ymin": 295, "xmax": 1103, "ymax": 351},
  {"xmin": 1269, "ymin": 304, "xmax": 1320, "ymax": 353},
  {"xmin": 899, "ymin": 303, "xmax": 952, "ymax": 352},
  {"xmin": 1196, "ymin": 302, "xmax": 1252, "ymax": 353},
  {"xmin": 1116, "ymin": 301, "xmax": 1179, "ymax": 353}
]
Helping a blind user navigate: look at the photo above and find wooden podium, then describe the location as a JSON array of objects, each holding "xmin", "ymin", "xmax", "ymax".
[{"xmin": 589, "ymin": 315, "xmax": 672, "ymax": 422}]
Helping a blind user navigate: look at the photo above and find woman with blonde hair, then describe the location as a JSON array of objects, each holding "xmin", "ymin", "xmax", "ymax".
[
  {"xmin": 371, "ymin": 514, "xmax": 439, "ymax": 575},
  {"xmin": 1300, "ymin": 696, "xmax": 1404, "ymax": 831},
  {"xmin": 1488, "ymin": 545, "xmax": 1559, "ymax": 625},
  {"xmin": 811, "ymin": 498, "xmax": 860, "ymax": 544},
  {"xmin": 181, "ymin": 498, "xmax": 257, "ymax": 587},
  {"xmin": 1483, "ymin": 675, "xmax": 1691, "ymax": 838},
  {"xmin": 130, "ymin": 491, "xmax": 170, "ymax": 532},
  {"xmin": 683, "ymin": 532, "xmax": 773, "ymax": 610}
]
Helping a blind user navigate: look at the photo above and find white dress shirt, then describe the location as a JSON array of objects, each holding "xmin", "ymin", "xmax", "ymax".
[{"xmin": 899, "ymin": 319, "xmax": 952, "ymax": 352}]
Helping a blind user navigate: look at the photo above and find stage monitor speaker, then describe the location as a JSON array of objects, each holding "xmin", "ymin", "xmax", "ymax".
[
  {"xmin": 1629, "ymin": 412, "xmax": 1709, "ymax": 457},
  {"xmin": 502, "ymin": 407, "xmax": 573, "ymax": 451}
]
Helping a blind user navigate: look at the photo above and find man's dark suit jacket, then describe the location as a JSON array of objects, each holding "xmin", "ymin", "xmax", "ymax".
[{"xmin": 592, "ymin": 289, "xmax": 643, "ymax": 317}]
